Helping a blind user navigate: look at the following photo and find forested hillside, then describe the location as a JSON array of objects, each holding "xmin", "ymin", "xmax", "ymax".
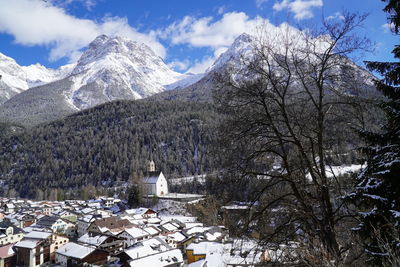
[{"xmin": 0, "ymin": 100, "xmax": 221, "ymax": 199}]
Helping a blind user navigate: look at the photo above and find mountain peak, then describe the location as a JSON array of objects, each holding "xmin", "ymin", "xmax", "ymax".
[
  {"xmin": 207, "ymin": 33, "xmax": 254, "ymax": 72},
  {"xmin": 65, "ymin": 35, "xmax": 189, "ymax": 109},
  {"xmin": 72, "ymin": 35, "xmax": 160, "ymax": 76},
  {"xmin": 233, "ymin": 33, "xmax": 253, "ymax": 45}
]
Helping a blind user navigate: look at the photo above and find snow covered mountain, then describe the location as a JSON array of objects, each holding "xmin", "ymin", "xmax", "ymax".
[
  {"xmin": 66, "ymin": 35, "xmax": 202, "ymax": 109},
  {"xmin": 0, "ymin": 52, "xmax": 74, "ymax": 104},
  {"xmin": 155, "ymin": 32, "xmax": 376, "ymax": 102},
  {"xmin": 0, "ymin": 35, "xmax": 201, "ymax": 126},
  {"xmin": 207, "ymin": 33, "xmax": 255, "ymax": 73}
]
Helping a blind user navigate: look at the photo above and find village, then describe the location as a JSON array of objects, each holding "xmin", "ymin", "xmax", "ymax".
[{"xmin": 0, "ymin": 162, "xmax": 277, "ymax": 267}]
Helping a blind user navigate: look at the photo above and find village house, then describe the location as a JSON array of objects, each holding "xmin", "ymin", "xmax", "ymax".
[
  {"xmin": 14, "ymin": 231, "xmax": 53, "ymax": 267},
  {"xmin": 34, "ymin": 216, "xmax": 73, "ymax": 236},
  {"xmin": 88, "ymin": 217, "xmax": 133, "ymax": 235},
  {"xmin": 159, "ymin": 221, "xmax": 182, "ymax": 233},
  {"xmin": 50, "ymin": 234, "xmax": 69, "ymax": 262},
  {"xmin": 185, "ymin": 241, "xmax": 220, "ymax": 264},
  {"xmin": 117, "ymin": 237, "xmax": 172, "ymax": 265},
  {"xmin": 124, "ymin": 208, "xmax": 158, "ymax": 219},
  {"xmin": 143, "ymin": 226, "xmax": 162, "ymax": 237},
  {"xmin": 143, "ymin": 160, "xmax": 169, "ymax": 196},
  {"xmin": 165, "ymin": 231, "xmax": 188, "ymax": 249},
  {"xmin": 0, "ymin": 220, "xmax": 24, "ymax": 246},
  {"xmin": 0, "ymin": 242, "xmax": 16, "ymax": 267},
  {"xmin": 76, "ymin": 214, "xmax": 101, "ymax": 237},
  {"xmin": 55, "ymin": 242, "xmax": 108, "ymax": 267},
  {"xmin": 3, "ymin": 204, "xmax": 15, "ymax": 214},
  {"xmin": 78, "ymin": 233, "xmax": 124, "ymax": 255},
  {"xmin": 13, "ymin": 214, "xmax": 37, "ymax": 228},
  {"xmin": 124, "ymin": 248, "xmax": 184, "ymax": 267},
  {"xmin": 118, "ymin": 227, "xmax": 151, "ymax": 248},
  {"xmin": 41, "ymin": 204, "xmax": 54, "ymax": 216}
]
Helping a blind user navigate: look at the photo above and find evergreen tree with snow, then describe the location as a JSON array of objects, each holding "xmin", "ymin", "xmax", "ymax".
[{"xmin": 350, "ymin": 0, "xmax": 400, "ymax": 265}]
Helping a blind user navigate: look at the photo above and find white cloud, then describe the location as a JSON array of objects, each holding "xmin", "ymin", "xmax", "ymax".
[
  {"xmin": 161, "ymin": 12, "xmax": 303, "ymax": 73},
  {"xmin": 326, "ymin": 12, "xmax": 345, "ymax": 21},
  {"xmin": 160, "ymin": 12, "xmax": 270, "ymax": 72},
  {"xmin": 381, "ymin": 23, "xmax": 394, "ymax": 33},
  {"xmin": 217, "ymin": 6, "xmax": 226, "ymax": 15},
  {"xmin": 162, "ymin": 12, "xmax": 267, "ymax": 49},
  {"xmin": 50, "ymin": 0, "xmax": 97, "ymax": 10},
  {"xmin": 256, "ymin": 0, "xmax": 269, "ymax": 9},
  {"xmin": 168, "ymin": 59, "xmax": 191, "ymax": 71},
  {"xmin": 187, "ymin": 56, "xmax": 216, "ymax": 74},
  {"xmin": 0, "ymin": 0, "xmax": 166, "ymax": 62},
  {"xmin": 273, "ymin": 0, "xmax": 323, "ymax": 20}
]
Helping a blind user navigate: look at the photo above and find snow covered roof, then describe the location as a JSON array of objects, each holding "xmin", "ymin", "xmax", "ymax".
[
  {"xmin": 167, "ymin": 232, "xmax": 187, "ymax": 242},
  {"xmin": 188, "ymin": 259, "xmax": 206, "ymax": 267},
  {"xmin": 81, "ymin": 208, "xmax": 95, "ymax": 214},
  {"xmin": 124, "ymin": 244, "xmax": 157, "ymax": 259},
  {"xmin": 123, "ymin": 237, "xmax": 171, "ymax": 258},
  {"xmin": 143, "ymin": 171, "xmax": 162, "ymax": 184},
  {"xmin": 186, "ymin": 226, "xmax": 209, "ymax": 235},
  {"xmin": 161, "ymin": 222, "xmax": 180, "ymax": 232},
  {"xmin": 77, "ymin": 233, "xmax": 108, "ymax": 246},
  {"xmin": 125, "ymin": 208, "xmax": 156, "ymax": 216},
  {"xmin": 143, "ymin": 226, "xmax": 160, "ymax": 236},
  {"xmin": 15, "ymin": 240, "xmax": 40, "ymax": 249},
  {"xmin": 147, "ymin": 217, "xmax": 162, "ymax": 224},
  {"xmin": 122, "ymin": 227, "xmax": 149, "ymax": 239},
  {"xmin": 186, "ymin": 242, "xmax": 220, "ymax": 255},
  {"xmin": 24, "ymin": 231, "xmax": 52, "ymax": 240},
  {"xmin": 56, "ymin": 242, "xmax": 95, "ymax": 259},
  {"xmin": 205, "ymin": 232, "xmax": 222, "ymax": 241},
  {"xmin": 128, "ymin": 249, "xmax": 183, "ymax": 267},
  {"xmin": 185, "ymin": 222, "xmax": 203, "ymax": 229}
]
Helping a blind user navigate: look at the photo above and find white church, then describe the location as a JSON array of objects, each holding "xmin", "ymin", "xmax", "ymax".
[{"xmin": 143, "ymin": 160, "xmax": 169, "ymax": 196}]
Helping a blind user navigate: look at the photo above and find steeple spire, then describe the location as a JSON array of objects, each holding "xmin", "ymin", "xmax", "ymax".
[{"xmin": 148, "ymin": 160, "xmax": 155, "ymax": 172}]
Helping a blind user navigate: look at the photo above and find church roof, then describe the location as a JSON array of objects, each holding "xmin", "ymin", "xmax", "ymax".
[{"xmin": 143, "ymin": 171, "xmax": 162, "ymax": 184}]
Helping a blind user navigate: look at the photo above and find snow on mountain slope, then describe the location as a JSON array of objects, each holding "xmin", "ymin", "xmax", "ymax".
[
  {"xmin": 0, "ymin": 52, "xmax": 74, "ymax": 104},
  {"xmin": 22, "ymin": 63, "xmax": 75, "ymax": 88},
  {"xmin": 0, "ymin": 35, "xmax": 203, "ymax": 126},
  {"xmin": 0, "ymin": 53, "xmax": 30, "ymax": 93},
  {"xmin": 65, "ymin": 35, "xmax": 193, "ymax": 109},
  {"xmin": 207, "ymin": 33, "xmax": 255, "ymax": 73}
]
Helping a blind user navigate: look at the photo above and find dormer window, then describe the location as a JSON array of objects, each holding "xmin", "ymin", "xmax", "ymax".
[{"xmin": 6, "ymin": 227, "xmax": 13, "ymax": 236}]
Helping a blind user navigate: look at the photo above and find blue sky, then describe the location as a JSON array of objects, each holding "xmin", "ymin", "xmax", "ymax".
[{"xmin": 0, "ymin": 0, "xmax": 397, "ymax": 73}]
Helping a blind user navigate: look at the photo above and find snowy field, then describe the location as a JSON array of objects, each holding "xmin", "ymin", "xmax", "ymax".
[{"xmin": 169, "ymin": 174, "xmax": 207, "ymax": 185}]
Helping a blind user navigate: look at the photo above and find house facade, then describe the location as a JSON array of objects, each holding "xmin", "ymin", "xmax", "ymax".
[{"xmin": 0, "ymin": 221, "xmax": 24, "ymax": 246}]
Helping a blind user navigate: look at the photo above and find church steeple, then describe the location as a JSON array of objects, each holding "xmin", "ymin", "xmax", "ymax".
[{"xmin": 148, "ymin": 160, "xmax": 155, "ymax": 172}]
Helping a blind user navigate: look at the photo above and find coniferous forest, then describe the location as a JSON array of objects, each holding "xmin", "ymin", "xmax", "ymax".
[{"xmin": 0, "ymin": 100, "xmax": 221, "ymax": 199}]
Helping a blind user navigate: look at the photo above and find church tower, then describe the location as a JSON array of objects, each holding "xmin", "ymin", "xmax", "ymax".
[{"xmin": 148, "ymin": 160, "xmax": 155, "ymax": 172}]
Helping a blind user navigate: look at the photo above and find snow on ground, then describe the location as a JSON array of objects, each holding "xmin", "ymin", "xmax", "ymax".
[
  {"xmin": 306, "ymin": 164, "xmax": 364, "ymax": 181},
  {"xmin": 153, "ymin": 199, "xmax": 192, "ymax": 216},
  {"xmin": 169, "ymin": 174, "xmax": 207, "ymax": 185},
  {"xmin": 326, "ymin": 164, "xmax": 364, "ymax": 177}
]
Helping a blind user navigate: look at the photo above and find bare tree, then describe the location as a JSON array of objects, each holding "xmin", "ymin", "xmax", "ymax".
[{"xmin": 215, "ymin": 13, "xmax": 373, "ymax": 265}]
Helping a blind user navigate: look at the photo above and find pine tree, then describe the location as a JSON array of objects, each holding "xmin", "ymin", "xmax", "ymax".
[
  {"xmin": 127, "ymin": 184, "xmax": 141, "ymax": 208},
  {"xmin": 349, "ymin": 1, "xmax": 400, "ymax": 264}
]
